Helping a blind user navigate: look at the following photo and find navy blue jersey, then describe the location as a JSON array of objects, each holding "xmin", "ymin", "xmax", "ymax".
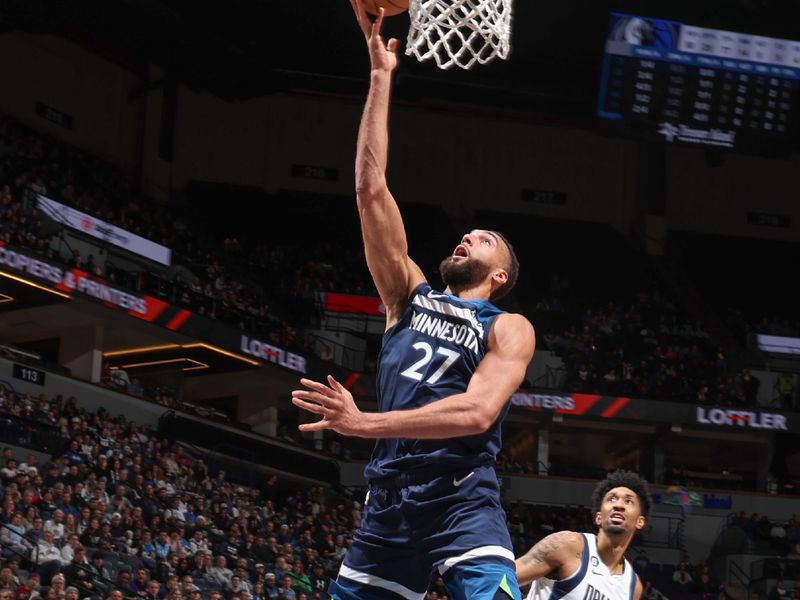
[{"xmin": 364, "ymin": 283, "xmax": 509, "ymax": 482}]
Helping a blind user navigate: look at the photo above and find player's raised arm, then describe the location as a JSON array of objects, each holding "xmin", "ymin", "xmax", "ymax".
[
  {"xmin": 515, "ymin": 531, "xmax": 584, "ymax": 586},
  {"xmin": 349, "ymin": 0, "xmax": 425, "ymax": 328}
]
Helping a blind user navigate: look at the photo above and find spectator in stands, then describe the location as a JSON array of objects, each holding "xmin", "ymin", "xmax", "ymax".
[
  {"xmin": 95, "ymin": 521, "xmax": 117, "ymax": 552},
  {"xmin": 233, "ymin": 566, "xmax": 253, "ymax": 593},
  {"xmin": 672, "ymin": 561, "xmax": 693, "ymax": 586},
  {"xmin": 426, "ymin": 575, "xmax": 447, "ymax": 599},
  {"xmin": 44, "ymin": 465, "xmax": 62, "ymax": 491},
  {"xmin": 642, "ymin": 581, "xmax": 668, "ymax": 600},
  {"xmin": 140, "ymin": 487, "xmax": 160, "ymax": 521},
  {"xmin": 19, "ymin": 454, "xmax": 40, "ymax": 476},
  {"xmin": 277, "ymin": 575, "xmax": 296, "ymax": 600},
  {"xmin": 63, "ymin": 443, "xmax": 84, "ymax": 468},
  {"xmin": 1, "ymin": 460, "xmax": 19, "ymax": 483},
  {"xmin": 632, "ymin": 549, "xmax": 651, "ymax": 576},
  {"xmin": 771, "ymin": 520, "xmax": 790, "ymax": 555},
  {"xmin": 695, "ymin": 571, "xmax": 717, "ymax": 599},
  {"xmin": 163, "ymin": 498, "xmax": 184, "ymax": 526},
  {"xmin": 1, "ymin": 513, "xmax": 32, "ymax": 557},
  {"xmin": 308, "ymin": 563, "xmax": 326, "ymax": 596},
  {"xmin": 78, "ymin": 519, "xmax": 101, "ymax": 548},
  {"xmin": 109, "ymin": 369, "xmax": 131, "ymax": 392},
  {"xmin": 788, "ymin": 516, "xmax": 800, "ymax": 555},
  {"xmin": 188, "ymin": 551, "xmax": 210, "ymax": 580},
  {"xmin": 43, "ymin": 511, "xmax": 65, "ymax": 542},
  {"xmin": 169, "ymin": 529, "xmax": 190, "ymax": 556},
  {"xmin": 225, "ymin": 575, "xmax": 250, "ymax": 599},
  {"xmin": 47, "ymin": 572, "xmax": 66, "ymax": 599},
  {"xmin": 742, "ymin": 370, "xmax": 760, "ymax": 406},
  {"xmin": 776, "ymin": 373, "xmax": 794, "ymax": 410},
  {"xmin": 139, "ymin": 530, "xmax": 157, "ymax": 568},
  {"xmin": 289, "ymin": 561, "xmax": 310, "ymax": 594},
  {"xmin": 64, "ymin": 546, "xmax": 96, "ymax": 595},
  {"xmin": 58, "ymin": 534, "xmax": 79, "ymax": 565},
  {"xmin": 115, "ymin": 570, "xmax": 135, "ymax": 597},
  {"xmin": 34, "ymin": 530, "xmax": 64, "ymax": 576},
  {"xmin": 263, "ymin": 574, "xmax": 279, "ymax": 600},
  {"xmin": 107, "ymin": 513, "xmax": 126, "ymax": 542},
  {"xmin": 144, "ymin": 579, "xmax": 163, "ymax": 600},
  {"xmin": 161, "ymin": 575, "xmax": 179, "ymax": 600},
  {"xmin": 324, "ymin": 534, "xmax": 344, "ymax": 565},
  {"xmin": 89, "ymin": 553, "xmax": 111, "ymax": 596},
  {"xmin": 768, "ymin": 580, "xmax": 790, "ymax": 600},
  {"xmin": 47, "ymin": 586, "xmax": 68, "ymax": 600},
  {"xmin": 25, "ymin": 515, "xmax": 45, "ymax": 543},
  {"xmin": 129, "ymin": 568, "xmax": 150, "ymax": 597},
  {"xmin": 215, "ymin": 532, "xmax": 241, "ymax": 563},
  {"xmin": 60, "ymin": 513, "xmax": 77, "ymax": 538},
  {"xmin": 84, "ymin": 254, "xmax": 102, "ymax": 277},
  {"xmin": 187, "ymin": 586, "xmax": 202, "ymax": 600},
  {"xmin": 271, "ymin": 557, "xmax": 289, "ymax": 584},
  {"xmin": 0, "ymin": 566, "xmax": 19, "ymax": 590},
  {"xmin": 756, "ymin": 515, "xmax": 773, "ymax": 541},
  {"xmin": 14, "ymin": 571, "xmax": 41, "ymax": 600},
  {"xmin": 153, "ymin": 531, "xmax": 171, "ymax": 563},
  {"xmin": 208, "ymin": 556, "xmax": 232, "ymax": 588},
  {"xmin": 251, "ymin": 582, "xmax": 266, "ymax": 600}
]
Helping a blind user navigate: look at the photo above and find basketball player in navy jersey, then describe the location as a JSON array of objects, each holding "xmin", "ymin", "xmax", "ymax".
[
  {"xmin": 515, "ymin": 471, "xmax": 651, "ymax": 600},
  {"xmin": 290, "ymin": 2, "xmax": 535, "ymax": 600}
]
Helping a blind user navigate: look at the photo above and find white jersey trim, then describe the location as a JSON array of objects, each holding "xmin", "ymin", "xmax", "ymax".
[
  {"xmin": 438, "ymin": 545, "xmax": 515, "ymax": 573},
  {"xmin": 337, "ymin": 565, "xmax": 426, "ymax": 600},
  {"xmin": 412, "ymin": 293, "xmax": 485, "ymax": 338}
]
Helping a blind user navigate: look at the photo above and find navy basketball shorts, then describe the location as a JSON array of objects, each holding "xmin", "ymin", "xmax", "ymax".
[{"xmin": 330, "ymin": 465, "xmax": 521, "ymax": 600}]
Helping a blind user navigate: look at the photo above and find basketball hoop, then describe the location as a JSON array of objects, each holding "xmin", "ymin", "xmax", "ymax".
[{"xmin": 405, "ymin": 0, "xmax": 514, "ymax": 70}]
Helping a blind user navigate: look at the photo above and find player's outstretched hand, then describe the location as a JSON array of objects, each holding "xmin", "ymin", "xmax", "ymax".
[
  {"xmin": 292, "ymin": 375, "xmax": 365, "ymax": 437},
  {"xmin": 349, "ymin": 0, "xmax": 400, "ymax": 73}
]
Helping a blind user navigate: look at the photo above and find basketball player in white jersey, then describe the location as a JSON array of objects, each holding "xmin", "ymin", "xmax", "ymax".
[{"xmin": 515, "ymin": 470, "xmax": 651, "ymax": 600}]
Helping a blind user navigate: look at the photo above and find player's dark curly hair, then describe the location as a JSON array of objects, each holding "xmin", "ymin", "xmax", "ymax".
[
  {"xmin": 489, "ymin": 230, "xmax": 519, "ymax": 302},
  {"xmin": 591, "ymin": 469, "xmax": 652, "ymax": 519}
]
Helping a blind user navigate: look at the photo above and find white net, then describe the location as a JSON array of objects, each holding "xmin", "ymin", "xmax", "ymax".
[{"xmin": 405, "ymin": 0, "xmax": 514, "ymax": 70}]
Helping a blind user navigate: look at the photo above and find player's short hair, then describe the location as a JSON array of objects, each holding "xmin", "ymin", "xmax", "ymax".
[
  {"xmin": 489, "ymin": 231, "xmax": 518, "ymax": 301},
  {"xmin": 591, "ymin": 469, "xmax": 652, "ymax": 519}
]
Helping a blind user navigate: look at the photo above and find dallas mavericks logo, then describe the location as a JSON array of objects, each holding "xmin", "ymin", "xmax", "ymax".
[
  {"xmin": 583, "ymin": 585, "xmax": 610, "ymax": 600},
  {"xmin": 623, "ymin": 18, "xmax": 655, "ymax": 46}
]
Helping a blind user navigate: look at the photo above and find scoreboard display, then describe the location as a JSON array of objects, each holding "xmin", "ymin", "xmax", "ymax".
[{"xmin": 597, "ymin": 13, "xmax": 800, "ymax": 155}]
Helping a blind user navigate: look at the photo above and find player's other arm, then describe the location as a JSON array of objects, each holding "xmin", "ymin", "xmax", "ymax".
[
  {"xmin": 293, "ymin": 313, "xmax": 535, "ymax": 438},
  {"xmin": 515, "ymin": 531, "xmax": 583, "ymax": 587},
  {"xmin": 350, "ymin": 0, "xmax": 425, "ymax": 326},
  {"xmin": 634, "ymin": 576, "xmax": 643, "ymax": 600},
  {"xmin": 356, "ymin": 313, "xmax": 535, "ymax": 438}
]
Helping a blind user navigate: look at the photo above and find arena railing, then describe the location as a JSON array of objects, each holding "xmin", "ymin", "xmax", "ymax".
[
  {"xmin": 157, "ymin": 411, "xmax": 340, "ymax": 486},
  {"xmin": 749, "ymin": 557, "xmax": 800, "ymax": 598},
  {"xmin": 728, "ymin": 561, "xmax": 750, "ymax": 595},
  {"xmin": 0, "ymin": 413, "xmax": 69, "ymax": 457}
]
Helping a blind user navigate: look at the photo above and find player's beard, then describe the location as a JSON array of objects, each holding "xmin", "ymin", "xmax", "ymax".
[
  {"xmin": 439, "ymin": 255, "xmax": 493, "ymax": 290},
  {"xmin": 604, "ymin": 523, "xmax": 627, "ymax": 536}
]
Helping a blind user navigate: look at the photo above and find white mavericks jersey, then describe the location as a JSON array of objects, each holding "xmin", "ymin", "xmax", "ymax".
[{"xmin": 526, "ymin": 533, "xmax": 637, "ymax": 600}]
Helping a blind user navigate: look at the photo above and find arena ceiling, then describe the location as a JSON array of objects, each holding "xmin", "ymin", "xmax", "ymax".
[{"xmin": 4, "ymin": 0, "xmax": 800, "ymax": 122}]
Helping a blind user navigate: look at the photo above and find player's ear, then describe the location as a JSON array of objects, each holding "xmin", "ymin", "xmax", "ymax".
[
  {"xmin": 635, "ymin": 516, "xmax": 646, "ymax": 531},
  {"xmin": 492, "ymin": 269, "xmax": 508, "ymax": 285},
  {"xmin": 594, "ymin": 512, "xmax": 602, "ymax": 527}
]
